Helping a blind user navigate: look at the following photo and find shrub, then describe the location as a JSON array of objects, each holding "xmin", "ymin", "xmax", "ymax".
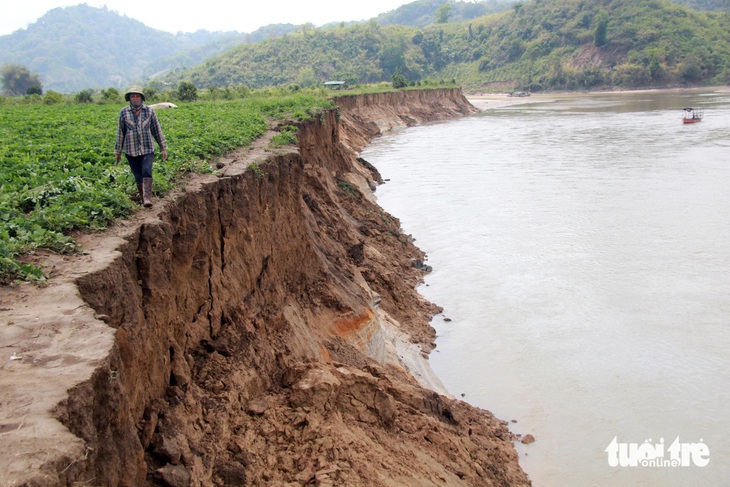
[
  {"xmin": 177, "ymin": 81, "xmax": 198, "ymax": 101},
  {"xmin": 100, "ymin": 87, "xmax": 121, "ymax": 104},
  {"xmin": 271, "ymin": 125, "xmax": 299, "ymax": 147},
  {"xmin": 43, "ymin": 91, "xmax": 64, "ymax": 105},
  {"xmin": 391, "ymin": 68, "xmax": 408, "ymax": 88},
  {"xmin": 75, "ymin": 89, "xmax": 94, "ymax": 103}
]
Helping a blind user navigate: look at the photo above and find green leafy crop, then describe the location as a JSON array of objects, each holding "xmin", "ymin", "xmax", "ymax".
[{"xmin": 0, "ymin": 94, "xmax": 333, "ymax": 284}]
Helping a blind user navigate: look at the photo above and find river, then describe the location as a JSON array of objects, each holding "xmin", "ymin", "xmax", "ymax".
[{"xmin": 361, "ymin": 88, "xmax": 730, "ymax": 486}]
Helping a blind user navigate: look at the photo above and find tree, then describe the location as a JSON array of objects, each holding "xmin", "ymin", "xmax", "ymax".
[
  {"xmin": 391, "ymin": 67, "xmax": 408, "ymax": 88},
  {"xmin": 301, "ymin": 23, "xmax": 315, "ymax": 36},
  {"xmin": 379, "ymin": 36, "xmax": 407, "ymax": 76},
  {"xmin": 100, "ymin": 87, "xmax": 120, "ymax": 103},
  {"xmin": 507, "ymin": 39, "xmax": 525, "ymax": 62},
  {"xmin": 594, "ymin": 12, "xmax": 609, "ymax": 47},
  {"xmin": 144, "ymin": 86, "xmax": 158, "ymax": 101},
  {"xmin": 296, "ymin": 66, "xmax": 317, "ymax": 88},
  {"xmin": 435, "ymin": 3, "xmax": 452, "ymax": 24},
  {"xmin": 177, "ymin": 81, "xmax": 198, "ymax": 101},
  {"xmin": 1, "ymin": 64, "xmax": 42, "ymax": 96},
  {"xmin": 678, "ymin": 56, "xmax": 703, "ymax": 82},
  {"xmin": 75, "ymin": 89, "xmax": 94, "ymax": 103},
  {"xmin": 43, "ymin": 91, "xmax": 64, "ymax": 104},
  {"xmin": 649, "ymin": 54, "xmax": 664, "ymax": 82}
]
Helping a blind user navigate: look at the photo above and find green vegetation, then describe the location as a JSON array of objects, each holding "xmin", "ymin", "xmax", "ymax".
[
  {"xmin": 3, "ymin": 0, "xmax": 730, "ymax": 281},
  {"xmin": 0, "ymin": 4, "xmax": 253, "ymax": 93},
  {"xmin": 391, "ymin": 68, "xmax": 410, "ymax": 88},
  {"xmin": 246, "ymin": 162, "xmax": 267, "ymax": 179},
  {"xmin": 167, "ymin": 0, "xmax": 730, "ymax": 92},
  {"xmin": 1, "ymin": 64, "xmax": 42, "ymax": 96},
  {"xmin": 374, "ymin": 0, "xmax": 516, "ymax": 28},
  {"xmin": 0, "ymin": 90, "xmax": 335, "ymax": 284},
  {"xmin": 328, "ymin": 80, "xmax": 460, "ymax": 96},
  {"xmin": 1, "ymin": 1, "xmax": 514, "ymax": 94},
  {"xmin": 177, "ymin": 82, "xmax": 198, "ymax": 102},
  {"xmin": 593, "ymin": 11, "xmax": 609, "ymax": 47},
  {"xmin": 270, "ymin": 125, "xmax": 299, "ymax": 147},
  {"xmin": 436, "ymin": 3, "xmax": 454, "ymax": 24},
  {"xmin": 337, "ymin": 180, "xmax": 360, "ymax": 199},
  {"xmin": 3, "ymin": 0, "xmax": 728, "ymax": 95},
  {"xmin": 673, "ymin": 0, "xmax": 730, "ymax": 10},
  {"xmin": 470, "ymin": 0, "xmax": 730, "ymax": 91}
]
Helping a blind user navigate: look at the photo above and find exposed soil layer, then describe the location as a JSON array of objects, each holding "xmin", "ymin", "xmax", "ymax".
[{"xmin": 0, "ymin": 89, "xmax": 531, "ymax": 486}]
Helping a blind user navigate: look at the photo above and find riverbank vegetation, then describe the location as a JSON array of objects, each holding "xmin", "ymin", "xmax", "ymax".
[{"xmin": 0, "ymin": 90, "xmax": 334, "ymax": 284}]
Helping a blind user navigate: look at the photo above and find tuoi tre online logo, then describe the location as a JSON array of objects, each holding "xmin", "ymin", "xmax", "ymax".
[{"xmin": 605, "ymin": 437, "xmax": 710, "ymax": 468}]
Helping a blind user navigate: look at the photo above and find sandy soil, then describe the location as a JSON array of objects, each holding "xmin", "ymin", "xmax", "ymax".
[{"xmin": 0, "ymin": 89, "xmax": 530, "ymax": 486}]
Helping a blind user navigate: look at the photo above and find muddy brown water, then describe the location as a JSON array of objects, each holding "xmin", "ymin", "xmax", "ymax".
[{"xmin": 364, "ymin": 88, "xmax": 730, "ymax": 486}]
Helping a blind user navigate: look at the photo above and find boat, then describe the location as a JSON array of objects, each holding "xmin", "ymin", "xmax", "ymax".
[{"xmin": 682, "ymin": 107, "xmax": 704, "ymax": 124}]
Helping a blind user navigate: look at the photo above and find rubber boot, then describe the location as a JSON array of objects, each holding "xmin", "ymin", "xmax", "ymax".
[
  {"xmin": 142, "ymin": 177, "xmax": 153, "ymax": 207},
  {"xmin": 137, "ymin": 182, "xmax": 144, "ymax": 204}
]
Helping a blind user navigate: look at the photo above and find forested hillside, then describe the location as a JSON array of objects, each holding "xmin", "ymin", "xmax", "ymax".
[
  {"xmin": 673, "ymin": 0, "xmax": 730, "ymax": 10},
  {"xmin": 1, "ymin": 0, "xmax": 728, "ymax": 94},
  {"xmin": 0, "ymin": 1, "xmax": 515, "ymax": 93},
  {"xmin": 375, "ymin": 0, "xmax": 516, "ymax": 27},
  {"xmin": 167, "ymin": 0, "xmax": 730, "ymax": 92},
  {"xmin": 0, "ymin": 5, "xmax": 284, "ymax": 92},
  {"xmin": 0, "ymin": 5, "xmax": 244, "ymax": 92}
]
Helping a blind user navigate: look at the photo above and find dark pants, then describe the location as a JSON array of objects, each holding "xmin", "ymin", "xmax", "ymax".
[{"xmin": 125, "ymin": 153, "xmax": 154, "ymax": 183}]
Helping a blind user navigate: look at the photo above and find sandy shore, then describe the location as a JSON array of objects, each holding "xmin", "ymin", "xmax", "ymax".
[
  {"xmin": 467, "ymin": 85, "xmax": 730, "ymax": 111},
  {"xmin": 377, "ymin": 308, "xmax": 453, "ymax": 398},
  {"xmin": 466, "ymin": 92, "xmax": 556, "ymax": 110}
]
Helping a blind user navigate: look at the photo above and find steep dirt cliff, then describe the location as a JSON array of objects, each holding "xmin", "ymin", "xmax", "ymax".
[{"xmin": 0, "ymin": 89, "xmax": 530, "ymax": 486}]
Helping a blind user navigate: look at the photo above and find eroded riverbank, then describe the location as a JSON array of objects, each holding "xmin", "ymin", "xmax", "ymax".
[{"xmin": 0, "ymin": 89, "xmax": 530, "ymax": 486}]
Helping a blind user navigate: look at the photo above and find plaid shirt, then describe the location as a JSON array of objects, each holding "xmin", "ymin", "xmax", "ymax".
[{"xmin": 114, "ymin": 105, "xmax": 167, "ymax": 157}]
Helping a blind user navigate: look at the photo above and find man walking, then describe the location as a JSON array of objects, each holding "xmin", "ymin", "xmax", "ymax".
[{"xmin": 114, "ymin": 86, "xmax": 168, "ymax": 207}]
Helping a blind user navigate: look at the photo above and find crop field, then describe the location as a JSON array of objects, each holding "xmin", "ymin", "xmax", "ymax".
[{"xmin": 0, "ymin": 94, "xmax": 334, "ymax": 283}]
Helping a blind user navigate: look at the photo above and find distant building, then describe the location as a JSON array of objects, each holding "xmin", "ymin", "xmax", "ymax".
[{"xmin": 324, "ymin": 81, "xmax": 347, "ymax": 90}]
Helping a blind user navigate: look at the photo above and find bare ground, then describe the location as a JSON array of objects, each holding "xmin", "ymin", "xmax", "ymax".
[{"xmin": 0, "ymin": 89, "xmax": 530, "ymax": 486}]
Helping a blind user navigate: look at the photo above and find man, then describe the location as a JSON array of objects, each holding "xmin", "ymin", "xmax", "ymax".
[{"xmin": 114, "ymin": 87, "xmax": 168, "ymax": 207}]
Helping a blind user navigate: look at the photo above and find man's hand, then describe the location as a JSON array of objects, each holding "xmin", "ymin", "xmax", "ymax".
[
  {"xmin": 162, "ymin": 149, "xmax": 168, "ymax": 161},
  {"xmin": 115, "ymin": 152, "xmax": 121, "ymax": 164}
]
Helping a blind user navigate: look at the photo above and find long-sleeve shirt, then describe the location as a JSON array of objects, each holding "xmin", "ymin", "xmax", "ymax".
[{"xmin": 114, "ymin": 105, "xmax": 167, "ymax": 157}]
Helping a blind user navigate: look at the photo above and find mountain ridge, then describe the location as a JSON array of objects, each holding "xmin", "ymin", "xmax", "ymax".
[
  {"xmin": 2, "ymin": 1, "xmax": 513, "ymax": 93},
  {"xmin": 168, "ymin": 0, "xmax": 730, "ymax": 92},
  {"xmin": 0, "ymin": 4, "xmax": 293, "ymax": 92},
  {"xmin": 1, "ymin": 0, "xmax": 728, "ymax": 93}
]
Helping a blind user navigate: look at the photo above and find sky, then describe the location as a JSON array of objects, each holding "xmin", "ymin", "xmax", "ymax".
[{"xmin": 0, "ymin": 0, "xmax": 417, "ymax": 36}]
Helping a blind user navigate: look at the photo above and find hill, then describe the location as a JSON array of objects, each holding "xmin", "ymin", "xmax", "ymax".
[
  {"xmin": 674, "ymin": 0, "xmax": 730, "ymax": 10},
  {"xmin": 166, "ymin": 0, "xmax": 730, "ymax": 92},
  {"xmin": 0, "ymin": 5, "xmax": 297, "ymax": 93},
  {"xmin": 0, "ymin": 5, "xmax": 241, "ymax": 92},
  {"xmin": 1, "ymin": 0, "xmax": 728, "ymax": 94},
  {"xmin": 375, "ymin": 0, "xmax": 517, "ymax": 27},
  {"xmin": 0, "ymin": 2, "xmax": 518, "ymax": 94}
]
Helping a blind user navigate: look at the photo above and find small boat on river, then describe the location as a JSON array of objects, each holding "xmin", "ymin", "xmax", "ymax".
[{"xmin": 682, "ymin": 107, "xmax": 704, "ymax": 124}]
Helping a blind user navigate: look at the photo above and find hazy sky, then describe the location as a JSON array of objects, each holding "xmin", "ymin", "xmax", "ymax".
[{"xmin": 0, "ymin": 0, "xmax": 417, "ymax": 36}]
